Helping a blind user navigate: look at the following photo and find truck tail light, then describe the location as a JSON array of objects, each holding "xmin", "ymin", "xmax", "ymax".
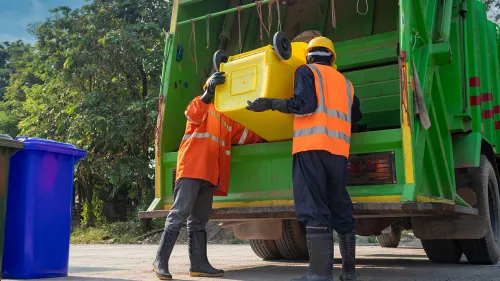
[{"xmin": 347, "ymin": 152, "xmax": 396, "ymax": 186}]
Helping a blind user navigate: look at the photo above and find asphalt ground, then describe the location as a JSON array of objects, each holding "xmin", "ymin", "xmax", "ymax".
[{"xmin": 7, "ymin": 244, "xmax": 500, "ymax": 281}]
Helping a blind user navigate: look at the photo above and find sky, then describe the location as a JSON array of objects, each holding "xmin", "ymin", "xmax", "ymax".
[
  {"xmin": 488, "ymin": 7, "xmax": 500, "ymax": 21},
  {"xmin": 0, "ymin": 0, "xmax": 498, "ymax": 44},
  {"xmin": 0, "ymin": 0, "xmax": 86, "ymax": 43}
]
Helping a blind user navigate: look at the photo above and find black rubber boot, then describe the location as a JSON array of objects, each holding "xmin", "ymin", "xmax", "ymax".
[
  {"xmin": 338, "ymin": 232, "xmax": 357, "ymax": 281},
  {"xmin": 152, "ymin": 229, "xmax": 179, "ymax": 280},
  {"xmin": 290, "ymin": 233, "xmax": 334, "ymax": 281},
  {"xmin": 188, "ymin": 230, "xmax": 225, "ymax": 277}
]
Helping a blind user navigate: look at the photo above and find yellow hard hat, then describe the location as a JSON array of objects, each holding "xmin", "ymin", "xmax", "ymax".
[{"xmin": 305, "ymin": 36, "xmax": 337, "ymax": 67}]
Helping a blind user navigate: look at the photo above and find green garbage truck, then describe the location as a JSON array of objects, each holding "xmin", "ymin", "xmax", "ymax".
[{"xmin": 139, "ymin": 0, "xmax": 500, "ymax": 265}]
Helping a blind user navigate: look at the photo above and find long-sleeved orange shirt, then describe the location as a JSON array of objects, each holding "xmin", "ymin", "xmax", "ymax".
[{"xmin": 176, "ymin": 97, "xmax": 262, "ymax": 196}]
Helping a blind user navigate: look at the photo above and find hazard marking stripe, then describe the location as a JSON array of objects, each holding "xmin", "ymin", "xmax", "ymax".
[
  {"xmin": 469, "ymin": 77, "xmax": 480, "ymax": 87},
  {"xmin": 482, "ymin": 93, "xmax": 493, "ymax": 102},
  {"xmin": 482, "ymin": 110, "xmax": 494, "ymax": 119},
  {"xmin": 470, "ymin": 96, "xmax": 482, "ymax": 106}
]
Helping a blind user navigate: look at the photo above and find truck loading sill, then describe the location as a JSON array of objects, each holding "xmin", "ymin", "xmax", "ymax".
[{"xmin": 138, "ymin": 202, "xmax": 478, "ymax": 220}]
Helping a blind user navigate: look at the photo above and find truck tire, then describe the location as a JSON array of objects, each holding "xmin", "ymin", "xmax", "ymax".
[
  {"xmin": 249, "ymin": 239, "xmax": 283, "ymax": 260},
  {"xmin": 421, "ymin": 239, "xmax": 463, "ymax": 263},
  {"xmin": 276, "ymin": 220, "xmax": 309, "ymax": 260},
  {"xmin": 459, "ymin": 155, "xmax": 500, "ymax": 264},
  {"xmin": 377, "ymin": 227, "xmax": 401, "ymax": 248}
]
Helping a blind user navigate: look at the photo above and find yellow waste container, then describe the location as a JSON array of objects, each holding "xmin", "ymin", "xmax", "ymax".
[{"xmin": 215, "ymin": 42, "xmax": 307, "ymax": 142}]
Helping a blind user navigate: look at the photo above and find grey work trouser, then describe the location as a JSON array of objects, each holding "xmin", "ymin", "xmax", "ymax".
[{"xmin": 164, "ymin": 178, "xmax": 214, "ymax": 233}]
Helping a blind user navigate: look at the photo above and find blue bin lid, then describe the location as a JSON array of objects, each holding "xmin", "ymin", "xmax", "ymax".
[{"xmin": 15, "ymin": 137, "xmax": 87, "ymax": 158}]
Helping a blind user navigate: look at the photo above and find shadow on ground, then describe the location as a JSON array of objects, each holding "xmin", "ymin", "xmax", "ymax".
[{"xmin": 215, "ymin": 258, "xmax": 496, "ymax": 281}]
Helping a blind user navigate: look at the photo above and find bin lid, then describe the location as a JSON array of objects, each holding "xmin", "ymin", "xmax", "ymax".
[
  {"xmin": 0, "ymin": 134, "xmax": 24, "ymax": 149},
  {"xmin": 15, "ymin": 137, "xmax": 87, "ymax": 157}
]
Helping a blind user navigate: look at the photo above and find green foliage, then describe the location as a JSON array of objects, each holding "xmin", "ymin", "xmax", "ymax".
[
  {"xmin": 0, "ymin": 41, "xmax": 38, "ymax": 137},
  {"xmin": 82, "ymin": 192, "xmax": 107, "ymax": 228},
  {"xmin": 0, "ymin": 0, "xmax": 172, "ymax": 226},
  {"xmin": 71, "ymin": 221, "xmax": 147, "ymax": 244}
]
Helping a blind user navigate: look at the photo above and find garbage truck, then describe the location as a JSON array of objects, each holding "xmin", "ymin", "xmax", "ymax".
[{"xmin": 139, "ymin": 0, "xmax": 500, "ymax": 265}]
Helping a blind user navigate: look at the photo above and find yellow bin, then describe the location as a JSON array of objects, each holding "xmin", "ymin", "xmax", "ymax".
[{"xmin": 215, "ymin": 42, "xmax": 307, "ymax": 141}]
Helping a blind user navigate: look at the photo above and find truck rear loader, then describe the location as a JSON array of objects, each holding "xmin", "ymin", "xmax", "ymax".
[{"xmin": 140, "ymin": 0, "xmax": 500, "ymax": 265}]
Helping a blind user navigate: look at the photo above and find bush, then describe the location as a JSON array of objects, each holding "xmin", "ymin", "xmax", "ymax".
[{"xmin": 71, "ymin": 221, "xmax": 148, "ymax": 244}]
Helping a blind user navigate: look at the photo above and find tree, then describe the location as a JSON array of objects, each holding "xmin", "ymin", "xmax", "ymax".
[
  {"xmin": 1, "ymin": 0, "xmax": 171, "ymax": 227},
  {"xmin": 0, "ymin": 41, "xmax": 39, "ymax": 137}
]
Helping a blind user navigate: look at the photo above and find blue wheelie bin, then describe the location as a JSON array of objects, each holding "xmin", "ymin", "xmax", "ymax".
[{"xmin": 2, "ymin": 138, "xmax": 86, "ymax": 279}]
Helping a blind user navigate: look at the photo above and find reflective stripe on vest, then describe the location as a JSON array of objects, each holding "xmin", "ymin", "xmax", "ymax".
[
  {"xmin": 182, "ymin": 132, "xmax": 225, "ymax": 146},
  {"xmin": 238, "ymin": 128, "xmax": 249, "ymax": 145},
  {"xmin": 209, "ymin": 109, "xmax": 232, "ymax": 132},
  {"xmin": 293, "ymin": 126, "xmax": 350, "ymax": 144},
  {"xmin": 295, "ymin": 64, "xmax": 353, "ymax": 123},
  {"xmin": 293, "ymin": 64, "xmax": 353, "ymax": 144},
  {"xmin": 185, "ymin": 111, "xmax": 207, "ymax": 125}
]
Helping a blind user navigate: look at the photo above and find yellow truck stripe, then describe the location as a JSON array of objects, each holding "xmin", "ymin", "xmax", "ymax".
[
  {"xmin": 162, "ymin": 196, "xmax": 406, "ymax": 210},
  {"xmin": 402, "ymin": 61, "xmax": 415, "ymax": 184},
  {"xmin": 416, "ymin": 195, "xmax": 454, "ymax": 204},
  {"xmin": 155, "ymin": 160, "xmax": 161, "ymax": 198},
  {"xmin": 170, "ymin": 0, "xmax": 179, "ymax": 34}
]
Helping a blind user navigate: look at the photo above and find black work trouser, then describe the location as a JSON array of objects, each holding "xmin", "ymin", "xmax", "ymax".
[
  {"xmin": 293, "ymin": 150, "xmax": 355, "ymax": 234},
  {"xmin": 164, "ymin": 178, "xmax": 214, "ymax": 233}
]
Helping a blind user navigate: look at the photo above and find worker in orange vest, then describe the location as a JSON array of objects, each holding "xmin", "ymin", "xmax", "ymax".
[
  {"xmin": 152, "ymin": 71, "xmax": 262, "ymax": 280},
  {"xmin": 247, "ymin": 37, "xmax": 362, "ymax": 281}
]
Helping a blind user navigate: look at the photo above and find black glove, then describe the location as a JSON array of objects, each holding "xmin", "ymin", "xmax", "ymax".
[
  {"xmin": 246, "ymin": 98, "xmax": 272, "ymax": 112},
  {"xmin": 201, "ymin": 72, "xmax": 226, "ymax": 104},
  {"xmin": 246, "ymin": 98, "xmax": 289, "ymax": 113}
]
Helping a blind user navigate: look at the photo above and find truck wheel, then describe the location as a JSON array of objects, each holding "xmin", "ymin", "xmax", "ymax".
[
  {"xmin": 459, "ymin": 155, "xmax": 500, "ymax": 264},
  {"xmin": 249, "ymin": 239, "xmax": 283, "ymax": 260},
  {"xmin": 421, "ymin": 239, "xmax": 463, "ymax": 263},
  {"xmin": 377, "ymin": 227, "xmax": 401, "ymax": 248},
  {"xmin": 276, "ymin": 220, "xmax": 309, "ymax": 260}
]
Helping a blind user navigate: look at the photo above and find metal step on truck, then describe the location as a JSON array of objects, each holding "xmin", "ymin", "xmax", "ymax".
[{"xmin": 139, "ymin": 0, "xmax": 500, "ymax": 265}]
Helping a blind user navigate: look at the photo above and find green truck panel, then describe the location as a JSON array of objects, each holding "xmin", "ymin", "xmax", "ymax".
[{"xmin": 149, "ymin": 0, "xmax": 499, "ymax": 214}]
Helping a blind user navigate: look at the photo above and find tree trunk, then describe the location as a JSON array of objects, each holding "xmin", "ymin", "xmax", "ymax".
[{"xmin": 84, "ymin": 175, "xmax": 95, "ymax": 227}]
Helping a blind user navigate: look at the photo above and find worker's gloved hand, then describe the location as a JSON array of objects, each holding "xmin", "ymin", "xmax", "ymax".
[
  {"xmin": 201, "ymin": 72, "xmax": 226, "ymax": 104},
  {"xmin": 246, "ymin": 98, "xmax": 273, "ymax": 112},
  {"xmin": 246, "ymin": 98, "xmax": 289, "ymax": 113}
]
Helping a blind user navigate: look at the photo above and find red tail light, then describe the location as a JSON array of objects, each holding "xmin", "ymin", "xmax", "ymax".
[{"xmin": 347, "ymin": 152, "xmax": 396, "ymax": 186}]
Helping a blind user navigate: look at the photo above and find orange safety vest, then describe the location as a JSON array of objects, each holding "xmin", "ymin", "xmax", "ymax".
[
  {"xmin": 176, "ymin": 97, "xmax": 262, "ymax": 196},
  {"xmin": 292, "ymin": 64, "xmax": 354, "ymax": 158}
]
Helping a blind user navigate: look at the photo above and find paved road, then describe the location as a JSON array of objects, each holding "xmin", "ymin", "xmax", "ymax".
[{"xmin": 8, "ymin": 244, "xmax": 500, "ymax": 281}]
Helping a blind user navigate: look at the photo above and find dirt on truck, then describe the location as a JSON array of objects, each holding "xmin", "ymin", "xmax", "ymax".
[{"xmin": 139, "ymin": 0, "xmax": 500, "ymax": 265}]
